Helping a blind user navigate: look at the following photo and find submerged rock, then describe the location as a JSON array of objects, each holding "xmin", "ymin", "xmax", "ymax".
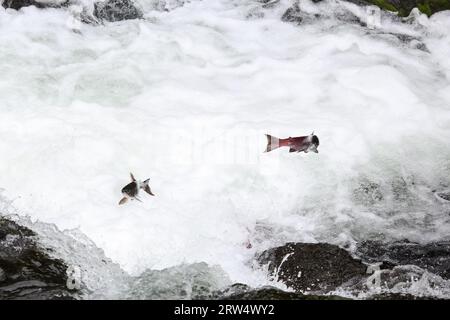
[
  {"xmin": 126, "ymin": 262, "xmax": 230, "ymax": 299},
  {"xmin": 93, "ymin": 0, "xmax": 143, "ymax": 22},
  {"xmin": 213, "ymin": 283, "xmax": 350, "ymax": 300},
  {"xmin": 2, "ymin": 0, "xmax": 143, "ymax": 23},
  {"xmin": 281, "ymin": 3, "xmax": 305, "ymax": 24},
  {"xmin": 0, "ymin": 216, "xmax": 77, "ymax": 300},
  {"xmin": 356, "ymin": 240, "xmax": 450, "ymax": 279},
  {"xmin": 369, "ymin": 292, "xmax": 441, "ymax": 300},
  {"xmin": 257, "ymin": 243, "xmax": 367, "ymax": 293},
  {"xmin": 280, "ymin": 1, "xmax": 363, "ymax": 26},
  {"xmin": 1, "ymin": 0, "xmax": 68, "ymax": 10},
  {"xmin": 434, "ymin": 189, "xmax": 450, "ymax": 202}
]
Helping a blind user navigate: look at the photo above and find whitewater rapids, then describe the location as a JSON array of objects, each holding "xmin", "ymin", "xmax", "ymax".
[{"xmin": 1, "ymin": 0, "xmax": 450, "ymax": 298}]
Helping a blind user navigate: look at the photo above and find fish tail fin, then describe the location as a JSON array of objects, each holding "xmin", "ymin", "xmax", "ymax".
[
  {"xmin": 142, "ymin": 179, "xmax": 155, "ymax": 196},
  {"xmin": 264, "ymin": 134, "xmax": 280, "ymax": 152}
]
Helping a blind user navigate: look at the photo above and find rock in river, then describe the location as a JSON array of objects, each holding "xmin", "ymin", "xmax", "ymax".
[
  {"xmin": 257, "ymin": 242, "xmax": 368, "ymax": 293},
  {"xmin": 93, "ymin": 0, "xmax": 143, "ymax": 22},
  {"xmin": 0, "ymin": 216, "xmax": 77, "ymax": 300}
]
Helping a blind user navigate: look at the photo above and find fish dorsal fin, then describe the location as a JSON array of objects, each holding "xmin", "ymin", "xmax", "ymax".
[{"xmin": 130, "ymin": 173, "xmax": 136, "ymax": 182}]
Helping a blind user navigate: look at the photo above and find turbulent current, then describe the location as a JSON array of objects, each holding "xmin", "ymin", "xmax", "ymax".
[{"xmin": 1, "ymin": 0, "xmax": 450, "ymax": 298}]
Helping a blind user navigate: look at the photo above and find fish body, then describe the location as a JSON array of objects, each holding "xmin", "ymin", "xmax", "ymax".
[
  {"xmin": 265, "ymin": 132, "xmax": 319, "ymax": 153},
  {"xmin": 119, "ymin": 173, "xmax": 155, "ymax": 205}
]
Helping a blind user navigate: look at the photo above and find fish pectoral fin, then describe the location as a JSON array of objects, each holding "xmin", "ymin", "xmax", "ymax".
[
  {"xmin": 130, "ymin": 173, "xmax": 136, "ymax": 182},
  {"xmin": 135, "ymin": 197, "xmax": 143, "ymax": 202},
  {"xmin": 119, "ymin": 197, "xmax": 128, "ymax": 205},
  {"xmin": 144, "ymin": 185, "xmax": 155, "ymax": 196},
  {"xmin": 289, "ymin": 148, "xmax": 296, "ymax": 153}
]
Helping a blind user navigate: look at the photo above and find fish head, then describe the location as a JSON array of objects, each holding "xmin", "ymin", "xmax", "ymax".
[{"xmin": 308, "ymin": 135, "xmax": 319, "ymax": 153}]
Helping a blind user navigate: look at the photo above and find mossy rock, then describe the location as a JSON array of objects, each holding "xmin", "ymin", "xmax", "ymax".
[{"xmin": 365, "ymin": 0, "xmax": 450, "ymax": 17}]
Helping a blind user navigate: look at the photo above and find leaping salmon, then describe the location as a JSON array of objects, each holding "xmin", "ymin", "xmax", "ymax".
[
  {"xmin": 119, "ymin": 173, "xmax": 155, "ymax": 205},
  {"xmin": 264, "ymin": 132, "xmax": 319, "ymax": 153}
]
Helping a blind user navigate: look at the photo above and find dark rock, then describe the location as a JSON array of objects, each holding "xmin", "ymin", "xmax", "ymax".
[
  {"xmin": 0, "ymin": 216, "xmax": 77, "ymax": 300},
  {"xmin": 2, "ymin": 0, "xmax": 68, "ymax": 10},
  {"xmin": 342, "ymin": 0, "xmax": 374, "ymax": 5},
  {"xmin": 369, "ymin": 292, "xmax": 441, "ymax": 300},
  {"xmin": 258, "ymin": 0, "xmax": 280, "ymax": 9},
  {"xmin": 213, "ymin": 283, "xmax": 350, "ymax": 300},
  {"xmin": 2, "ymin": 0, "xmax": 143, "ymax": 23},
  {"xmin": 279, "ymin": 2, "xmax": 325, "ymax": 26},
  {"xmin": 435, "ymin": 190, "xmax": 450, "ymax": 202},
  {"xmin": 280, "ymin": 1, "xmax": 363, "ymax": 26},
  {"xmin": 2, "ymin": 0, "xmax": 39, "ymax": 10},
  {"xmin": 356, "ymin": 240, "xmax": 450, "ymax": 279},
  {"xmin": 394, "ymin": 33, "xmax": 421, "ymax": 43},
  {"xmin": 93, "ymin": 0, "xmax": 143, "ymax": 22},
  {"xmin": 281, "ymin": 4, "xmax": 304, "ymax": 24},
  {"xmin": 257, "ymin": 243, "xmax": 368, "ymax": 293}
]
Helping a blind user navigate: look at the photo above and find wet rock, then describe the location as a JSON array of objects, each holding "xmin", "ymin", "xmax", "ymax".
[
  {"xmin": 343, "ymin": 0, "xmax": 374, "ymax": 6},
  {"xmin": 93, "ymin": 0, "xmax": 143, "ymax": 22},
  {"xmin": 353, "ymin": 179, "xmax": 384, "ymax": 205},
  {"xmin": 280, "ymin": 2, "xmax": 329, "ymax": 25},
  {"xmin": 258, "ymin": 0, "xmax": 280, "ymax": 9},
  {"xmin": 280, "ymin": 1, "xmax": 363, "ymax": 26},
  {"xmin": 0, "ymin": 216, "xmax": 77, "ymax": 300},
  {"xmin": 0, "ymin": 267, "xmax": 5, "ymax": 282},
  {"xmin": 381, "ymin": 33, "xmax": 429, "ymax": 51},
  {"xmin": 213, "ymin": 283, "xmax": 350, "ymax": 300},
  {"xmin": 281, "ymin": 3, "xmax": 304, "ymax": 24},
  {"xmin": 2, "ymin": 0, "xmax": 143, "ymax": 23},
  {"xmin": 369, "ymin": 292, "xmax": 441, "ymax": 300},
  {"xmin": 1, "ymin": 0, "xmax": 68, "ymax": 10},
  {"xmin": 434, "ymin": 190, "xmax": 450, "ymax": 202},
  {"xmin": 356, "ymin": 240, "xmax": 450, "ymax": 279},
  {"xmin": 257, "ymin": 243, "xmax": 367, "ymax": 293}
]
